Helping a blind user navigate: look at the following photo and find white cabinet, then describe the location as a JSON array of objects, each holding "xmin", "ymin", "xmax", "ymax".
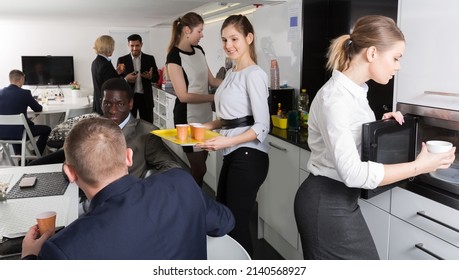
[
  {"xmin": 258, "ymin": 135, "xmax": 305, "ymax": 259},
  {"xmin": 389, "ymin": 216, "xmax": 459, "ymax": 260},
  {"xmin": 391, "ymin": 187, "xmax": 459, "ymax": 251},
  {"xmin": 395, "ymin": 0, "xmax": 459, "ymax": 110},
  {"xmin": 361, "ymin": 187, "xmax": 459, "ymax": 260},
  {"xmin": 203, "ymin": 149, "xmax": 222, "ymax": 194},
  {"xmin": 359, "ymin": 198, "xmax": 390, "ymax": 260},
  {"xmin": 153, "ymin": 87, "xmax": 175, "ymax": 129}
]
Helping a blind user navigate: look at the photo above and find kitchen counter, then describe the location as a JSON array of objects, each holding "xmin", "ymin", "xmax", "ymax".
[{"xmin": 269, "ymin": 126, "xmax": 310, "ymax": 151}]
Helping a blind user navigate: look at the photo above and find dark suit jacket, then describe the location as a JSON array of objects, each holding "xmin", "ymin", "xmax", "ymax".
[
  {"xmin": 91, "ymin": 55, "xmax": 119, "ymax": 115},
  {"xmin": 123, "ymin": 114, "xmax": 180, "ymax": 178},
  {"xmin": 38, "ymin": 169, "xmax": 235, "ymax": 259},
  {"xmin": 117, "ymin": 52, "xmax": 159, "ymax": 101},
  {"xmin": 0, "ymin": 84, "xmax": 42, "ymax": 139}
]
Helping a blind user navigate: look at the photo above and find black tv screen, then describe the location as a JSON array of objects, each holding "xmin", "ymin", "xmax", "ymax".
[{"xmin": 21, "ymin": 56, "xmax": 74, "ymax": 85}]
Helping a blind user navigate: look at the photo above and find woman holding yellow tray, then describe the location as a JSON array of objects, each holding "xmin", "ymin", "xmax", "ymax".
[{"xmin": 197, "ymin": 15, "xmax": 270, "ymax": 257}]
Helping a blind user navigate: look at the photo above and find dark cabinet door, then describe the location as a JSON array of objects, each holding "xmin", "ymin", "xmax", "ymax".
[
  {"xmin": 301, "ymin": 0, "xmax": 398, "ymax": 119},
  {"xmin": 360, "ymin": 115, "xmax": 417, "ymax": 199}
]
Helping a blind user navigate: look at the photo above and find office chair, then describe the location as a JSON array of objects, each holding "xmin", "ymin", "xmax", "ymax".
[
  {"xmin": 206, "ymin": 235, "xmax": 251, "ymax": 260},
  {"xmin": 0, "ymin": 113, "xmax": 41, "ymax": 166}
]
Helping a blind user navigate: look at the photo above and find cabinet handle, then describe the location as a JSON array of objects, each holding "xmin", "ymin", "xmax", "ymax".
[
  {"xmin": 268, "ymin": 142, "xmax": 287, "ymax": 152},
  {"xmin": 416, "ymin": 211, "xmax": 459, "ymax": 233},
  {"xmin": 414, "ymin": 243, "xmax": 444, "ymax": 260}
]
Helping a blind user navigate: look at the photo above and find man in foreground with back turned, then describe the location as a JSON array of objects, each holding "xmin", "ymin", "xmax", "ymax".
[{"xmin": 21, "ymin": 117, "xmax": 235, "ymax": 259}]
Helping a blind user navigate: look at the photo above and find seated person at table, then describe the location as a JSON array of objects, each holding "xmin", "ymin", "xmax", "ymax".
[
  {"xmin": 29, "ymin": 78, "xmax": 180, "ymax": 178},
  {"xmin": 21, "ymin": 117, "xmax": 235, "ymax": 259},
  {"xmin": 0, "ymin": 70, "xmax": 51, "ymax": 156}
]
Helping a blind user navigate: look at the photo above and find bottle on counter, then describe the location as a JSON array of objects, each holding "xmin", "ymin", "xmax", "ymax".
[
  {"xmin": 270, "ymin": 59, "xmax": 280, "ymax": 89},
  {"xmin": 277, "ymin": 102, "xmax": 283, "ymax": 118},
  {"xmin": 298, "ymin": 88, "xmax": 309, "ymax": 128}
]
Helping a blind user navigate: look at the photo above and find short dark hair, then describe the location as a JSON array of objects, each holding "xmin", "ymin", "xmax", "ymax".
[
  {"xmin": 127, "ymin": 34, "xmax": 142, "ymax": 43},
  {"xmin": 101, "ymin": 78, "xmax": 134, "ymax": 100},
  {"xmin": 9, "ymin": 69, "xmax": 25, "ymax": 83}
]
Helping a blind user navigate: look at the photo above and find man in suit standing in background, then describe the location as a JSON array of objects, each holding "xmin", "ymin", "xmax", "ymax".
[
  {"xmin": 0, "ymin": 70, "xmax": 51, "ymax": 156},
  {"xmin": 117, "ymin": 34, "xmax": 159, "ymax": 123}
]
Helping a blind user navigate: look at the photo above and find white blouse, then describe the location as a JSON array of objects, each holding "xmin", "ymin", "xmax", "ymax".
[
  {"xmin": 215, "ymin": 65, "xmax": 270, "ymax": 156},
  {"xmin": 307, "ymin": 70, "xmax": 385, "ymax": 189}
]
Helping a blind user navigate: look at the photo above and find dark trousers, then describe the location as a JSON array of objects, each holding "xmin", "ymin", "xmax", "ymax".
[
  {"xmin": 294, "ymin": 174, "xmax": 379, "ymax": 260},
  {"xmin": 217, "ymin": 147, "xmax": 269, "ymax": 256},
  {"xmin": 13, "ymin": 124, "xmax": 51, "ymax": 156},
  {"xmin": 131, "ymin": 92, "xmax": 153, "ymax": 123}
]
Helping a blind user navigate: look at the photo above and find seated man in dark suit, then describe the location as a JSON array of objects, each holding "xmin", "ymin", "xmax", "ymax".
[
  {"xmin": 21, "ymin": 117, "xmax": 235, "ymax": 259},
  {"xmin": 0, "ymin": 70, "xmax": 51, "ymax": 156},
  {"xmin": 101, "ymin": 77, "xmax": 180, "ymax": 177},
  {"xmin": 29, "ymin": 78, "xmax": 180, "ymax": 178}
]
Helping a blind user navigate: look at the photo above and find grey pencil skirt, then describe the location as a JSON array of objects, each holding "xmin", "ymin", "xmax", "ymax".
[{"xmin": 294, "ymin": 174, "xmax": 380, "ymax": 260}]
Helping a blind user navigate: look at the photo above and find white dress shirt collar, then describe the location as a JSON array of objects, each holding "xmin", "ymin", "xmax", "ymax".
[{"xmin": 119, "ymin": 113, "xmax": 131, "ymax": 129}]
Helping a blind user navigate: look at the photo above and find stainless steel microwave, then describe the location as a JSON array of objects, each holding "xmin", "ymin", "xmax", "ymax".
[{"xmin": 361, "ymin": 102, "xmax": 459, "ymax": 200}]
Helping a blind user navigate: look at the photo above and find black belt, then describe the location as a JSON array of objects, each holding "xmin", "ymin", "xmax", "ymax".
[{"xmin": 221, "ymin": 116, "xmax": 254, "ymax": 129}]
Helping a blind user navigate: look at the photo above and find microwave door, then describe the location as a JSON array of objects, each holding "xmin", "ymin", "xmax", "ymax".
[{"xmin": 360, "ymin": 115, "xmax": 417, "ymax": 199}]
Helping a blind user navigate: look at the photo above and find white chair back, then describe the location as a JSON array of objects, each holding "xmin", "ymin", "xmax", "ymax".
[
  {"xmin": 0, "ymin": 113, "xmax": 41, "ymax": 166},
  {"xmin": 206, "ymin": 235, "xmax": 251, "ymax": 260},
  {"xmin": 63, "ymin": 107, "xmax": 93, "ymax": 122}
]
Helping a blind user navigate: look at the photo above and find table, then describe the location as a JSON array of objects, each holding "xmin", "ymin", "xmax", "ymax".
[
  {"xmin": 28, "ymin": 97, "xmax": 92, "ymax": 127},
  {"xmin": 0, "ymin": 164, "xmax": 79, "ymax": 246}
]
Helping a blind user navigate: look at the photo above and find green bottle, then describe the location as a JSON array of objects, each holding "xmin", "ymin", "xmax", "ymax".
[{"xmin": 298, "ymin": 89, "xmax": 309, "ymax": 128}]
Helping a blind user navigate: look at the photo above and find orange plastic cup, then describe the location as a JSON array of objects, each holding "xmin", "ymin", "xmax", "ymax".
[
  {"xmin": 176, "ymin": 124, "xmax": 190, "ymax": 141},
  {"xmin": 36, "ymin": 211, "xmax": 57, "ymax": 236},
  {"xmin": 189, "ymin": 123, "xmax": 202, "ymax": 138},
  {"xmin": 193, "ymin": 125, "xmax": 206, "ymax": 141}
]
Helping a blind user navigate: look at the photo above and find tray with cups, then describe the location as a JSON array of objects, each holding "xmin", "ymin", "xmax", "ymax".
[{"xmin": 151, "ymin": 124, "xmax": 220, "ymax": 146}]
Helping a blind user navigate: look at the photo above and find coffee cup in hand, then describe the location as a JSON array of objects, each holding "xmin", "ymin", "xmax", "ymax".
[
  {"xmin": 426, "ymin": 140, "xmax": 453, "ymax": 154},
  {"xmin": 36, "ymin": 211, "xmax": 57, "ymax": 236}
]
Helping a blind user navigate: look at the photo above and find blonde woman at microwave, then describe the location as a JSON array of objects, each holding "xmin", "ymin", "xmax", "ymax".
[{"xmin": 294, "ymin": 15, "xmax": 456, "ymax": 260}]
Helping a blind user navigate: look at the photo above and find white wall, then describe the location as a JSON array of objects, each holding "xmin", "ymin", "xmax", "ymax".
[
  {"xmin": 0, "ymin": 1, "xmax": 301, "ymax": 96},
  {"xmin": 252, "ymin": 1, "xmax": 302, "ymax": 92},
  {"xmin": 200, "ymin": 0, "xmax": 303, "ymax": 92},
  {"xmin": 0, "ymin": 19, "xmax": 106, "ymax": 93}
]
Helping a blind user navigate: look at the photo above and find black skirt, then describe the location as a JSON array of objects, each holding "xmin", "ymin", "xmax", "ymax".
[{"xmin": 294, "ymin": 174, "xmax": 379, "ymax": 260}]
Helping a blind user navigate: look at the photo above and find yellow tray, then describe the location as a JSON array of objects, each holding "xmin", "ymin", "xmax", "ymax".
[{"xmin": 151, "ymin": 128, "xmax": 220, "ymax": 146}]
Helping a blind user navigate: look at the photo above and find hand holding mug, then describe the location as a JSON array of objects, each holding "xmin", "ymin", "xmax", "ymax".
[{"xmin": 116, "ymin": 63, "xmax": 125, "ymax": 75}]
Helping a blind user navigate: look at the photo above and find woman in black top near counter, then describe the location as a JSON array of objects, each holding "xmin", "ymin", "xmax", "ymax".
[
  {"xmin": 166, "ymin": 12, "xmax": 222, "ymax": 187},
  {"xmin": 294, "ymin": 15, "xmax": 456, "ymax": 260}
]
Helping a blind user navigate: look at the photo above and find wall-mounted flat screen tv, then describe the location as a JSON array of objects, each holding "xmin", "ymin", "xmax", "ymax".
[{"xmin": 21, "ymin": 56, "xmax": 74, "ymax": 85}]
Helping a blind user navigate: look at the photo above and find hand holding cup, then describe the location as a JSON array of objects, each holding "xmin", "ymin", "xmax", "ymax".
[{"xmin": 36, "ymin": 211, "xmax": 57, "ymax": 236}]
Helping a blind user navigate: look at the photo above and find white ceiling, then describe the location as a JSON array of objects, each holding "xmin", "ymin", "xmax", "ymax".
[{"xmin": 0, "ymin": 0, "xmax": 281, "ymax": 27}]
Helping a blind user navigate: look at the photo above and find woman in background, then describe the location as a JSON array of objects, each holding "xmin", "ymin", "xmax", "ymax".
[
  {"xmin": 294, "ymin": 15, "xmax": 455, "ymax": 260},
  {"xmin": 91, "ymin": 35, "xmax": 125, "ymax": 115},
  {"xmin": 166, "ymin": 12, "xmax": 222, "ymax": 187},
  {"xmin": 197, "ymin": 15, "xmax": 270, "ymax": 256}
]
